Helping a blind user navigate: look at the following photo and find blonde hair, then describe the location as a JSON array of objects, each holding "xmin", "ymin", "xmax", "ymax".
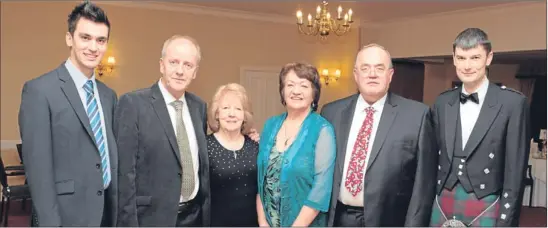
[
  {"xmin": 208, "ymin": 83, "xmax": 253, "ymax": 134},
  {"xmin": 161, "ymin": 35, "xmax": 202, "ymax": 64}
]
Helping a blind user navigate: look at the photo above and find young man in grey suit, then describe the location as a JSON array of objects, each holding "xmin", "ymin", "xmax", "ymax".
[
  {"xmin": 429, "ymin": 28, "xmax": 530, "ymax": 227},
  {"xmin": 18, "ymin": 2, "xmax": 118, "ymax": 226},
  {"xmin": 321, "ymin": 44, "xmax": 438, "ymax": 227},
  {"xmin": 115, "ymin": 35, "xmax": 210, "ymax": 227}
]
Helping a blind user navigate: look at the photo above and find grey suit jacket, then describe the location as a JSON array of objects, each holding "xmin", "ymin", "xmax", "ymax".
[
  {"xmin": 321, "ymin": 92, "xmax": 437, "ymax": 227},
  {"xmin": 432, "ymin": 83, "xmax": 530, "ymax": 227},
  {"xmin": 18, "ymin": 63, "xmax": 118, "ymax": 226},
  {"xmin": 114, "ymin": 83, "xmax": 211, "ymax": 227}
]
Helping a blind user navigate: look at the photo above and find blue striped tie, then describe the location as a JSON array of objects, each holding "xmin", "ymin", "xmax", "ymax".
[{"xmin": 84, "ymin": 80, "xmax": 111, "ymax": 189}]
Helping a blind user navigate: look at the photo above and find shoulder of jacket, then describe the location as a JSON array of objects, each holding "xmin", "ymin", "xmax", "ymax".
[
  {"xmin": 499, "ymin": 84, "xmax": 524, "ymax": 96},
  {"xmin": 439, "ymin": 85, "xmax": 460, "ymax": 95}
]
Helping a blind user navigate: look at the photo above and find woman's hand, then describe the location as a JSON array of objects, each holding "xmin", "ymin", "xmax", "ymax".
[{"xmin": 248, "ymin": 128, "xmax": 260, "ymax": 142}]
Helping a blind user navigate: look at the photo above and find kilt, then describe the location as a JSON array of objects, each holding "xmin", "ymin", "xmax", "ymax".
[{"xmin": 430, "ymin": 184, "xmax": 500, "ymax": 227}]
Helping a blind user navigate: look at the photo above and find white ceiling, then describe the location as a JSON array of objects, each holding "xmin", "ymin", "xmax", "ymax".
[{"xmin": 171, "ymin": 1, "xmax": 518, "ymax": 23}]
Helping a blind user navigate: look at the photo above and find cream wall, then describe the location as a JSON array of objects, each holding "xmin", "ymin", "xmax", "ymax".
[
  {"xmin": 361, "ymin": 1, "xmax": 547, "ymax": 58},
  {"xmin": 1, "ymin": 2, "xmax": 359, "ymax": 140}
]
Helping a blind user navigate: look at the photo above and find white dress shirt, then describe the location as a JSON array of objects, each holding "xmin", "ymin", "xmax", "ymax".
[
  {"xmin": 158, "ymin": 79, "xmax": 200, "ymax": 202},
  {"xmin": 339, "ymin": 93, "xmax": 387, "ymax": 206},
  {"xmin": 460, "ymin": 78, "xmax": 489, "ymax": 149},
  {"xmin": 65, "ymin": 59, "xmax": 111, "ymax": 187}
]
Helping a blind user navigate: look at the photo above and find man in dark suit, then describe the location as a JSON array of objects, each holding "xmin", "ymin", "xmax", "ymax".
[
  {"xmin": 18, "ymin": 2, "xmax": 118, "ymax": 226},
  {"xmin": 321, "ymin": 43, "xmax": 437, "ymax": 227},
  {"xmin": 429, "ymin": 28, "xmax": 530, "ymax": 227},
  {"xmin": 115, "ymin": 35, "xmax": 210, "ymax": 227}
]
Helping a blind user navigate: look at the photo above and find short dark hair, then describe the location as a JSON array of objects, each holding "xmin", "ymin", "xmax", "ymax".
[
  {"xmin": 453, "ymin": 28, "xmax": 492, "ymax": 54},
  {"xmin": 67, "ymin": 1, "xmax": 110, "ymax": 37},
  {"xmin": 278, "ymin": 62, "xmax": 322, "ymax": 112}
]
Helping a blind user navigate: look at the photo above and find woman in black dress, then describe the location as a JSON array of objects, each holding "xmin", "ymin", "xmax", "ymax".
[{"xmin": 207, "ymin": 83, "xmax": 258, "ymax": 226}]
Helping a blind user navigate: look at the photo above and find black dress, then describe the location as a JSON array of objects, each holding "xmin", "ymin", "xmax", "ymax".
[{"xmin": 207, "ymin": 134, "xmax": 259, "ymax": 227}]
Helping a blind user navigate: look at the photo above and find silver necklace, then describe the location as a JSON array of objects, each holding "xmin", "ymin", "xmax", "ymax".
[
  {"xmin": 283, "ymin": 120, "xmax": 304, "ymax": 146},
  {"xmin": 435, "ymin": 195, "xmax": 499, "ymax": 227}
]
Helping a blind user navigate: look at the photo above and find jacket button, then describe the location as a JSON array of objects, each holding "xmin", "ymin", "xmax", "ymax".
[
  {"xmin": 178, "ymin": 173, "xmax": 182, "ymax": 177},
  {"xmin": 96, "ymin": 164, "xmax": 101, "ymax": 169},
  {"xmin": 97, "ymin": 190, "xmax": 103, "ymax": 196}
]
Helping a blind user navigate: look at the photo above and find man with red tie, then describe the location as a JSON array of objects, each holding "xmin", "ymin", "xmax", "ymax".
[{"xmin": 320, "ymin": 43, "xmax": 438, "ymax": 226}]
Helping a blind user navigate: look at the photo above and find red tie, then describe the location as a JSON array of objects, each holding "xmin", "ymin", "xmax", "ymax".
[{"xmin": 345, "ymin": 107, "xmax": 376, "ymax": 196}]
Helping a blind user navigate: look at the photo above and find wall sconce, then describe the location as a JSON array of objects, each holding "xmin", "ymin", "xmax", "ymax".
[
  {"xmin": 320, "ymin": 68, "xmax": 341, "ymax": 85},
  {"xmin": 96, "ymin": 56, "xmax": 116, "ymax": 77}
]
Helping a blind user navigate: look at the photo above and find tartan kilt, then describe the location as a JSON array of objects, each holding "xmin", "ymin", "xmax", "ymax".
[{"xmin": 430, "ymin": 184, "xmax": 500, "ymax": 227}]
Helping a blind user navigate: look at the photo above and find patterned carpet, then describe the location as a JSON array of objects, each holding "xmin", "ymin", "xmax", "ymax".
[{"xmin": 0, "ymin": 200, "xmax": 546, "ymax": 227}]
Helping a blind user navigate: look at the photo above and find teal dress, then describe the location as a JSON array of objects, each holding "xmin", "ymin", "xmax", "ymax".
[{"xmin": 258, "ymin": 112, "xmax": 336, "ymax": 227}]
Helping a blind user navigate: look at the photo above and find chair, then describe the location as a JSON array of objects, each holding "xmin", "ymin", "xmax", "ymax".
[
  {"xmin": 524, "ymin": 164, "xmax": 534, "ymax": 207},
  {"xmin": 0, "ymin": 156, "xmax": 31, "ymax": 227},
  {"xmin": 4, "ymin": 144, "xmax": 24, "ymax": 173}
]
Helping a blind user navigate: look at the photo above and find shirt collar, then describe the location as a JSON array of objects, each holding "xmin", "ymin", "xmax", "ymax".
[
  {"xmin": 158, "ymin": 78, "xmax": 186, "ymax": 105},
  {"xmin": 461, "ymin": 77, "xmax": 489, "ymax": 104},
  {"xmin": 356, "ymin": 93, "xmax": 387, "ymax": 113},
  {"xmin": 65, "ymin": 58, "xmax": 96, "ymax": 89}
]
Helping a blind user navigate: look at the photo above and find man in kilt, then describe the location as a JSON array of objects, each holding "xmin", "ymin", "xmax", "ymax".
[{"xmin": 430, "ymin": 28, "xmax": 530, "ymax": 227}]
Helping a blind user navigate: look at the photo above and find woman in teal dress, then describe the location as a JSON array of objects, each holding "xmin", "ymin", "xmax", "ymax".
[{"xmin": 256, "ymin": 62, "xmax": 336, "ymax": 227}]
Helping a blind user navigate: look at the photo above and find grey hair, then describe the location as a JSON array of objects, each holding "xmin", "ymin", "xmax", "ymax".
[
  {"xmin": 355, "ymin": 43, "xmax": 394, "ymax": 69},
  {"xmin": 160, "ymin": 35, "xmax": 202, "ymax": 64},
  {"xmin": 453, "ymin": 28, "xmax": 492, "ymax": 53}
]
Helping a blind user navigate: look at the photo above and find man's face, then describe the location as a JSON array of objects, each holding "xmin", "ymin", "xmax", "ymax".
[
  {"xmin": 453, "ymin": 45, "xmax": 493, "ymax": 86},
  {"xmin": 65, "ymin": 17, "xmax": 109, "ymax": 76},
  {"xmin": 159, "ymin": 39, "xmax": 199, "ymax": 96},
  {"xmin": 353, "ymin": 46, "xmax": 393, "ymax": 103}
]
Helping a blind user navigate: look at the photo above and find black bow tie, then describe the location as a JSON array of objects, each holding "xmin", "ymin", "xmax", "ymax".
[{"xmin": 460, "ymin": 92, "xmax": 479, "ymax": 104}]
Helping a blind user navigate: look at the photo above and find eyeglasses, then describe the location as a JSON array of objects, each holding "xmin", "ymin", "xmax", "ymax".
[{"xmin": 357, "ymin": 66, "xmax": 388, "ymax": 75}]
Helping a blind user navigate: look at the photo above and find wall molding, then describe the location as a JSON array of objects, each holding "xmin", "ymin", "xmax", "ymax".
[
  {"xmin": 97, "ymin": 1, "xmax": 361, "ymax": 27},
  {"xmin": 1, "ymin": 140, "xmax": 21, "ymax": 150},
  {"xmin": 98, "ymin": 1, "xmax": 296, "ymax": 25},
  {"xmin": 360, "ymin": 1, "xmax": 541, "ymax": 28}
]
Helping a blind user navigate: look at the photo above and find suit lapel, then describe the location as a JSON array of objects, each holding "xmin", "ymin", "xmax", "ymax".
[
  {"xmin": 58, "ymin": 65, "xmax": 97, "ymax": 150},
  {"xmin": 97, "ymin": 83, "xmax": 112, "ymax": 135},
  {"xmin": 185, "ymin": 94, "xmax": 206, "ymax": 165},
  {"xmin": 97, "ymin": 82, "xmax": 117, "ymax": 163},
  {"xmin": 444, "ymin": 90, "xmax": 460, "ymax": 159},
  {"xmin": 150, "ymin": 83, "xmax": 182, "ymax": 167},
  {"xmin": 185, "ymin": 95, "xmax": 205, "ymax": 139},
  {"xmin": 335, "ymin": 94, "xmax": 358, "ymax": 178},
  {"xmin": 464, "ymin": 84, "xmax": 502, "ymax": 156},
  {"xmin": 366, "ymin": 93, "xmax": 398, "ymax": 172}
]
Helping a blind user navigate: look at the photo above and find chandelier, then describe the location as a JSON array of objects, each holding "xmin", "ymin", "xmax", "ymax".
[{"xmin": 296, "ymin": 1, "xmax": 354, "ymax": 39}]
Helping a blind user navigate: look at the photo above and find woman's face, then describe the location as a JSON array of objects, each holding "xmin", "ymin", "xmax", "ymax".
[
  {"xmin": 283, "ymin": 71, "xmax": 314, "ymax": 111},
  {"xmin": 217, "ymin": 92, "xmax": 245, "ymax": 133}
]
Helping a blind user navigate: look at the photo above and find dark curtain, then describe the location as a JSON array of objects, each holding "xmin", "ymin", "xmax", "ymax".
[{"xmin": 529, "ymin": 76, "xmax": 547, "ymax": 141}]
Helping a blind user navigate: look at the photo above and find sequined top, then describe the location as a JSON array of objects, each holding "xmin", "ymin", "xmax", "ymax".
[{"xmin": 207, "ymin": 134, "xmax": 258, "ymax": 227}]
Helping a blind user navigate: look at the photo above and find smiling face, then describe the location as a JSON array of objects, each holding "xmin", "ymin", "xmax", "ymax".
[
  {"xmin": 216, "ymin": 92, "xmax": 245, "ymax": 133},
  {"xmin": 453, "ymin": 45, "xmax": 493, "ymax": 89},
  {"xmin": 65, "ymin": 17, "xmax": 109, "ymax": 77},
  {"xmin": 353, "ymin": 46, "xmax": 394, "ymax": 104},
  {"xmin": 282, "ymin": 70, "xmax": 315, "ymax": 112},
  {"xmin": 159, "ymin": 38, "xmax": 199, "ymax": 99}
]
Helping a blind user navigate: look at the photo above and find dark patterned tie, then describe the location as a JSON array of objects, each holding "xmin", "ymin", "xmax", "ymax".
[
  {"xmin": 170, "ymin": 100, "xmax": 195, "ymax": 200},
  {"xmin": 345, "ymin": 107, "xmax": 375, "ymax": 196}
]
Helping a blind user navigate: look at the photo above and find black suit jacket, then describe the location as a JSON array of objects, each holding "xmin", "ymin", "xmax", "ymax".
[
  {"xmin": 114, "ymin": 83, "xmax": 210, "ymax": 227},
  {"xmin": 432, "ymin": 83, "xmax": 530, "ymax": 227},
  {"xmin": 321, "ymin": 93, "xmax": 437, "ymax": 226},
  {"xmin": 18, "ymin": 63, "xmax": 118, "ymax": 226}
]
